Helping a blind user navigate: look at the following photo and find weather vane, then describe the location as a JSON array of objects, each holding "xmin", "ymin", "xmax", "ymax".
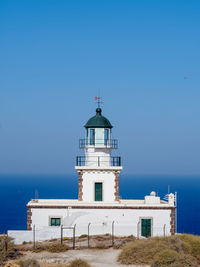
[{"xmin": 95, "ymin": 96, "xmax": 103, "ymax": 108}]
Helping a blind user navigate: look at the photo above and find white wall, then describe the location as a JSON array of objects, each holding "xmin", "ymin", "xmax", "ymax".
[
  {"xmin": 85, "ymin": 147, "xmax": 111, "ymax": 167},
  {"xmin": 82, "ymin": 171, "xmax": 115, "ymax": 202},
  {"xmin": 9, "ymin": 207, "xmax": 172, "ymax": 244}
]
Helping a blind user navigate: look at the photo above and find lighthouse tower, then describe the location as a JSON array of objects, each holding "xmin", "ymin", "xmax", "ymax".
[
  {"xmin": 11, "ymin": 99, "xmax": 176, "ymax": 244},
  {"xmin": 75, "ymin": 105, "xmax": 122, "ymax": 202}
]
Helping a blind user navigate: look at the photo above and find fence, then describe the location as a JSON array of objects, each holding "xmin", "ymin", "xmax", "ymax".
[{"xmin": 8, "ymin": 221, "xmax": 171, "ymax": 246}]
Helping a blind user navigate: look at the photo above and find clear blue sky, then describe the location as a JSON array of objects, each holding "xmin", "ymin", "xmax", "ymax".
[{"xmin": 0, "ymin": 0, "xmax": 199, "ymax": 175}]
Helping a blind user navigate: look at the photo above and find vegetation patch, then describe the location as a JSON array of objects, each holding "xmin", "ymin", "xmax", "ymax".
[
  {"xmin": 151, "ymin": 249, "xmax": 181, "ymax": 267},
  {"xmin": 178, "ymin": 234, "xmax": 200, "ymax": 258},
  {"xmin": 95, "ymin": 243, "xmax": 108, "ymax": 249},
  {"xmin": 33, "ymin": 243, "xmax": 69, "ymax": 253},
  {"xmin": 18, "ymin": 259, "xmax": 40, "ymax": 267},
  {"xmin": 118, "ymin": 234, "xmax": 200, "ymax": 266},
  {"xmin": 78, "ymin": 234, "xmax": 88, "ymax": 239},
  {"xmin": 67, "ymin": 259, "xmax": 91, "ymax": 267},
  {"xmin": 41, "ymin": 264, "xmax": 66, "ymax": 267},
  {"xmin": 0, "ymin": 236, "xmax": 19, "ymax": 266}
]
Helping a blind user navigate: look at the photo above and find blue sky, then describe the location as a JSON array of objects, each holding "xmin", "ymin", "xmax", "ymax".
[{"xmin": 0, "ymin": 0, "xmax": 199, "ymax": 175}]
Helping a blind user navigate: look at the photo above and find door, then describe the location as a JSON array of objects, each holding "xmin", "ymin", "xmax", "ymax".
[
  {"xmin": 141, "ymin": 219, "xmax": 151, "ymax": 237},
  {"xmin": 95, "ymin": 182, "xmax": 103, "ymax": 201}
]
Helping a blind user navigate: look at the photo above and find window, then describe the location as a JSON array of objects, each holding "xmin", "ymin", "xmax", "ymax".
[
  {"xmin": 86, "ymin": 128, "xmax": 89, "ymax": 145},
  {"xmin": 104, "ymin": 129, "xmax": 109, "ymax": 145},
  {"xmin": 90, "ymin": 129, "xmax": 95, "ymax": 145},
  {"xmin": 96, "ymin": 128, "xmax": 104, "ymax": 145},
  {"xmin": 95, "ymin": 182, "xmax": 103, "ymax": 201},
  {"xmin": 50, "ymin": 218, "xmax": 61, "ymax": 226}
]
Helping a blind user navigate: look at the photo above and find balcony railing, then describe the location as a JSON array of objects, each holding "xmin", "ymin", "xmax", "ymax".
[
  {"xmin": 76, "ymin": 156, "xmax": 121, "ymax": 167},
  {"xmin": 79, "ymin": 139, "xmax": 118, "ymax": 149}
]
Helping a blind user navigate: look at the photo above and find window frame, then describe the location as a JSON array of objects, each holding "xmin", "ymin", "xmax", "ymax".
[
  {"xmin": 104, "ymin": 128, "xmax": 110, "ymax": 146},
  {"xmin": 89, "ymin": 128, "xmax": 95, "ymax": 145},
  {"xmin": 49, "ymin": 217, "xmax": 62, "ymax": 227}
]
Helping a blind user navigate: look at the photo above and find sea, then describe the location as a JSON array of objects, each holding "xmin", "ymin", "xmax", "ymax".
[{"xmin": 0, "ymin": 174, "xmax": 200, "ymax": 235}]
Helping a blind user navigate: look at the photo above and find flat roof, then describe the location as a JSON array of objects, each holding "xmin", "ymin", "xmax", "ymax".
[{"xmin": 27, "ymin": 198, "xmax": 171, "ymax": 208}]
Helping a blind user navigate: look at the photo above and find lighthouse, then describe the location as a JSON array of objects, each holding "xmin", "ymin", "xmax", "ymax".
[
  {"xmin": 76, "ymin": 106, "xmax": 122, "ymax": 203},
  {"xmin": 9, "ymin": 100, "xmax": 176, "ymax": 244}
]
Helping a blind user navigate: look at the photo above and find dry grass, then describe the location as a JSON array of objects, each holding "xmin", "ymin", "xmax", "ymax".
[
  {"xmin": 33, "ymin": 243, "xmax": 69, "ymax": 253},
  {"xmin": 41, "ymin": 260, "xmax": 91, "ymax": 267},
  {"xmin": 67, "ymin": 259, "xmax": 91, "ymax": 267},
  {"xmin": 95, "ymin": 243, "xmax": 108, "ymax": 249},
  {"xmin": 152, "ymin": 249, "xmax": 181, "ymax": 267},
  {"xmin": 118, "ymin": 234, "xmax": 200, "ymax": 266},
  {"xmin": 78, "ymin": 235, "xmax": 88, "ymax": 239},
  {"xmin": 178, "ymin": 234, "xmax": 200, "ymax": 258},
  {"xmin": 17, "ymin": 259, "xmax": 40, "ymax": 267},
  {"xmin": 0, "ymin": 236, "xmax": 19, "ymax": 266},
  {"xmin": 41, "ymin": 263, "xmax": 66, "ymax": 267}
]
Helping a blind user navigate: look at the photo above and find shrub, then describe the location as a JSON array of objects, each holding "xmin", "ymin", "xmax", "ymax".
[
  {"xmin": 33, "ymin": 243, "xmax": 69, "ymax": 253},
  {"xmin": 105, "ymin": 233, "xmax": 110, "ymax": 236},
  {"xmin": 49, "ymin": 239, "xmax": 58, "ymax": 242},
  {"xmin": 118, "ymin": 236, "xmax": 191, "ymax": 265},
  {"xmin": 0, "ymin": 236, "xmax": 18, "ymax": 265},
  {"xmin": 18, "ymin": 259, "xmax": 40, "ymax": 267},
  {"xmin": 45, "ymin": 243, "xmax": 69, "ymax": 253},
  {"xmin": 67, "ymin": 259, "xmax": 91, "ymax": 267},
  {"xmin": 78, "ymin": 234, "xmax": 88, "ymax": 239},
  {"xmin": 32, "ymin": 244, "xmax": 45, "ymax": 253},
  {"xmin": 4, "ymin": 263, "xmax": 20, "ymax": 267},
  {"xmin": 95, "ymin": 243, "xmax": 107, "ymax": 249},
  {"xmin": 180, "ymin": 254, "xmax": 199, "ymax": 267},
  {"xmin": 118, "ymin": 239, "xmax": 157, "ymax": 265},
  {"xmin": 179, "ymin": 234, "xmax": 200, "ymax": 257},
  {"xmin": 152, "ymin": 249, "xmax": 180, "ymax": 267},
  {"xmin": 41, "ymin": 264, "xmax": 66, "ymax": 267}
]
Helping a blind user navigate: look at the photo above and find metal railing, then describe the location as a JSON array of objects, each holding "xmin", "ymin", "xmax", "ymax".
[
  {"xmin": 76, "ymin": 156, "xmax": 121, "ymax": 167},
  {"xmin": 79, "ymin": 139, "xmax": 118, "ymax": 149}
]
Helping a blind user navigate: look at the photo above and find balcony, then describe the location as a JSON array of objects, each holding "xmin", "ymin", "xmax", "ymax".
[
  {"xmin": 79, "ymin": 139, "xmax": 118, "ymax": 149},
  {"xmin": 76, "ymin": 156, "xmax": 121, "ymax": 167}
]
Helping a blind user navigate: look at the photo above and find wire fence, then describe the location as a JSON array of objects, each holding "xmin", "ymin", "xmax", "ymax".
[{"xmin": 8, "ymin": 222, "xmax": 172, "ymax": 248}]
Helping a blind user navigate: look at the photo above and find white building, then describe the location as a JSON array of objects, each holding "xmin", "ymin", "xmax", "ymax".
[{"xmin": 9, "ymin": 106, "xmax": 176, "ymax": 244}]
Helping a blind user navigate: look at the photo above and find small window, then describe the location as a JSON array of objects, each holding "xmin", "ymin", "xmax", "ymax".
[
  {"xmin": 104, "ymin": 129, "xmax": 110, "ymax": 145},
  {"xmin": 90, "ymin": 129, "xmax": 95, "ymax": 145},
  {"xmin": 50, "ymin": 218, "xmax": 61, "ymax": 226},
  {"xmin": 86, "ymin": 128, "xmax": 89, "ymax": 145}
]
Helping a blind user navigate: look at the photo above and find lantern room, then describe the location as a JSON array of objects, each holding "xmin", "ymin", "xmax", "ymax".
[{"xmin": 79, "ymin": 108, "xmax": 118, "ymax": 149}]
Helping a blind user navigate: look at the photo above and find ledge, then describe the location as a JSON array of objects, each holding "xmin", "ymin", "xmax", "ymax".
[
  {"xmin": 75, "ymin": 166, "xmax": 123, "ymax": 171},
  {"xmin": 27, "ymin": 198, "xmax": 174, "ymax": 209}
]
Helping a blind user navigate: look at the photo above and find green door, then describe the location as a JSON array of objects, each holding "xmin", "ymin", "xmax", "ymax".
[
  {"xmin": 141, "ymin": 219, "xmax": 151, "ymax": 237},
  {"xmin": 95, "ymin": 182, "xmax": 103, "ymax": 201}
]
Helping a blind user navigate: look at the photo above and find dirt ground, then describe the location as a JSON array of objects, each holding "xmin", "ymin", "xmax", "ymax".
[
  {"xmin": 4, "ymin": 235, "xmax": 150, "ymax": 267},
  {"xmin": 19, "ymin": 248, "xmax": 150, "ymax": 267}
]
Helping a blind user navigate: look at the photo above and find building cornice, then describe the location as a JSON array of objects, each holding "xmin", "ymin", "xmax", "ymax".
[
  {"xmin": 75, "ymin": 166, "xmax": 123, "ymax": 171},
  {"xmin": 27, "ymin": 204, "xmax": 175, "ymax": 210}
]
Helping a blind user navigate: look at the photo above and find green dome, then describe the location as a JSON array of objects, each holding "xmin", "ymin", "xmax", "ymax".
[{"xmin": 84, "ymin": 108, "xmax": 113, "ymax": 128}]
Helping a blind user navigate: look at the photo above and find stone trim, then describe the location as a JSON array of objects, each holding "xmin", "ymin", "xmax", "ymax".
[
  {"xmin": 170, "ymin": 207, "xmax": 176, "ymax": 235},
  {"xmin": 27, "ymin": 207, "xmax": 32, "ymax": 230},
  {"xmin": 78, "ymin": 171, "xmax": 83, "ymax": 201},
  {"xmin": 27, "ymin": 205, "xmax": 175, "ymax": 210},
  {"xmin": 114, "ymin": 171, "xmax": 119, "ymax": 201}
]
